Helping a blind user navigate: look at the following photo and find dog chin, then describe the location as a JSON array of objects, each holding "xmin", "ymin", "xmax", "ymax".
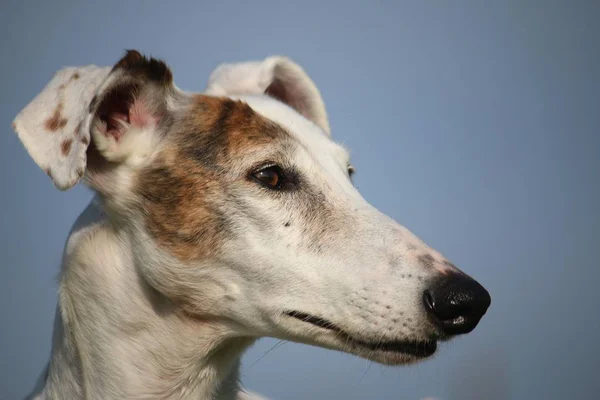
[
  {"xmin": 321, "ymin": 334, "xmax": 438, "ymax": 365},
  {"xmin": 343, "ymin": 342, "xmax": 438, "ymax": 366},
  {"xmin": 285, "ymin": 332, "xmax": 439, "ymax": 366}
]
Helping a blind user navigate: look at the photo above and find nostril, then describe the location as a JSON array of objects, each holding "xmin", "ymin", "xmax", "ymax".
[
  {"xmin": 423, "ymin": 290, "xmax": 435, "ymax": 312},
  {"xmin": 423, "ymin": 289, "xmax": 471, "ymax": 322}
]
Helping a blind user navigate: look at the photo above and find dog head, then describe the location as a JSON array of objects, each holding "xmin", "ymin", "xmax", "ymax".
[{"xmin": 14, "ymin": 51, "xmax": 490, "ymax": 365}]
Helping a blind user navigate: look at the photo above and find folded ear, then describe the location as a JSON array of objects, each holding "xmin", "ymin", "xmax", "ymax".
[
  {"xmin": 13, "ymin": 65, "xmax": 111, "ymax": 190},
  {"xmin": 205, "ymin": 56, "xmax": 330, "ymax": 135},
  {"xmin": 13, "ymin": 50, "xmax": 174, "ymax": 191}
]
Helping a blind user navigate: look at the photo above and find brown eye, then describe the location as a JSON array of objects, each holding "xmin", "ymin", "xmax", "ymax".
[{"xmin": 252, "ymin": 165, "xmax": 282, "ymax": 189}]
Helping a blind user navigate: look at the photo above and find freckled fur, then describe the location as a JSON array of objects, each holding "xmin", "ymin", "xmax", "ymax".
[
  {"xmin": 418, "ymin": 254, "xmax": 436, "ymax": 269},
  {"xmin": 60, "ymin": 139, "xmax": 73, "ymax": 156},
  {"xmin": 44, "ymin": 102, "xmax": 68, "ymax": 131}
]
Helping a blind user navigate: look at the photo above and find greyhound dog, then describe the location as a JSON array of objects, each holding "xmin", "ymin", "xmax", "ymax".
[{"xmin": 14, "ymin": 51, "xmax": 490, "ymax": 399}]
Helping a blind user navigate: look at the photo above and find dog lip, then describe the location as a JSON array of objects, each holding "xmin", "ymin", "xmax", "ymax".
[
  {"xmin": 354, "ymin": 337, "xmax": 437, "ymax": 358},
  {"xmin": 284, "ymin": 310, "xmax": 437, "ymax": 358},
  {"xmin": 285, "ymin": 311, "xmax": 342, "ymax": 332}
]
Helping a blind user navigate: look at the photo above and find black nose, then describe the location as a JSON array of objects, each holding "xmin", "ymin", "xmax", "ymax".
[{"xmin": 423, "ymin": 274, "xmax": 491, "ymax": 335}]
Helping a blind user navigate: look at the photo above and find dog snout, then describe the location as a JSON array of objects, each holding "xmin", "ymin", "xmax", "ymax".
[{"xmin": 423, "ymin": 274, "xmax": 491, "ymax": 336}]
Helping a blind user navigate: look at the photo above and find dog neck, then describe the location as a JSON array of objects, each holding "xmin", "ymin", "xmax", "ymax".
[{"xmin": 42, "ymin": 199, "xmax": 255, "ymax": 400}]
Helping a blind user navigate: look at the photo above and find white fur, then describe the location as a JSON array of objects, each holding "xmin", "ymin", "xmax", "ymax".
[
  {"xmin": 91, "ymin": 123, "xmax": 159, "ymax": 167},
  {"xmin": 18, "ymin": 55, "xmax": 465, "ymax": 400}
]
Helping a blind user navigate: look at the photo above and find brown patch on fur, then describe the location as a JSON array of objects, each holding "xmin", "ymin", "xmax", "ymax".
[
  {"xmin": 61, "ymin": 139, "xmax": 73, "ymax": 156},
  {"xmin": 12, "ymin": 122, "xmax": 16, "ymax": 131},
  {"xmin": 44, "ymin": 103, "xmax": 68, "ymax": 131},
  {"xmin": 81, "ymin": 136, "xmax": 89, "ymax": 145},
  {"xmin": 71, "ymin": 72, "xmax": 80, "ymax": 80},
  {"xmin": 135, "ymin": 96, "xmax": 290, "ymax": 262},
  {"xmin": 45, "ymin": 168, "xmax": 53, "ymax": 179}
]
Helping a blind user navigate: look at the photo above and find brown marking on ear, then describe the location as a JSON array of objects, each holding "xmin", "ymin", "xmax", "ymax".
[
  {"xmin": 45, "ymin": 72, "xmax": 80, "ymax": 132},
  {"xmin": 73, "ymin": 121, "xmax": 83, "ymax": 137},
  {"xmin": 114, "ymin": 49, "xmax": 144, "ymax": 69},
  {"xmin": 44, "ymin": 103, "xmax": 68, "ymax": 131},
  {"xmin": 61, "ymin": 139, "xmax": 73, "ymax": 156},
  {"xmin": 112, "ymin": 49, "xmax": 173, "ymax": 85}
]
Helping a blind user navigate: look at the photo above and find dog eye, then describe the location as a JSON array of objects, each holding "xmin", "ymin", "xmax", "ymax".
[{"xmin": 252, "ymin": 165, "xmax": 283, "ymax": 189}]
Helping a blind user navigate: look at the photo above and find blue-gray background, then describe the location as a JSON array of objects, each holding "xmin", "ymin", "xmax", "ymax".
[{"xmin": 1, "ymin": 1, "xmax": 599, "ymax": 399}]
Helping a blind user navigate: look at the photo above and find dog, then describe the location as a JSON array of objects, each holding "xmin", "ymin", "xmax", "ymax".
[{"xmin": 14, "ymin": 50, "xmax": 490, "ymax": 399}]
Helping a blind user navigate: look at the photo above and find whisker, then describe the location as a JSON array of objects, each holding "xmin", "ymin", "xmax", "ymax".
[{"xmin": 248, "ymin": 340, "xmax": 287, "ymax": 368}]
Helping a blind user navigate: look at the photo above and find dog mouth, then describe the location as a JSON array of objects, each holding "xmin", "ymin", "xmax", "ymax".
[{"xmin": 284, "ymin": 311, "xmax": 437, "ymax": 358}]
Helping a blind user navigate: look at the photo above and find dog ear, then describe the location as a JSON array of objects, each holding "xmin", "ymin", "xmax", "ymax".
[
  {"xmin": 205, "ymin": 56, "xmax": 330, "ymax": 135},
  {"xmin": 13, "ymin": 50, "xmax": 174, "ymax": 191},
  {"xmin": 13, "ymin": 65, "xmax": 111, "ymax": 190}
]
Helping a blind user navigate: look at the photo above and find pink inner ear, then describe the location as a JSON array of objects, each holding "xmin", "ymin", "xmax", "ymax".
[
  {"xmin": 98, "ymin": 86, "xmax": 158, "ymax": 141},
  {"xmin": 129, "ymin": 99, "xmax": 158, "ymax": 128}
]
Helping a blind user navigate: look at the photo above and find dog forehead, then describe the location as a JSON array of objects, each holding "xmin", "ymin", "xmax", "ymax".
[{"xmin": 231, "ymin": 94, "xmax": 349, "ymax": 166}]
